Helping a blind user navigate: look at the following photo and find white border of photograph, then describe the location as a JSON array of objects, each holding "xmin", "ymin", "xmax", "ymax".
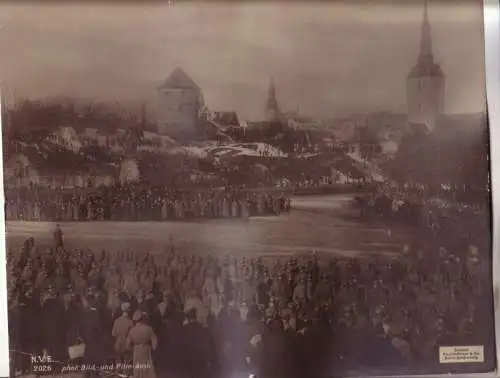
[
  {"xmin": 485, "ymin": 0, "xmax": 500, "ymax": 376},
  {"xmin": 0, "ymin": 92, "xmax": 9, "ymax": 377}
]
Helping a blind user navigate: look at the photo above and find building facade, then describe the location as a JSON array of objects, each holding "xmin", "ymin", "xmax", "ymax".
[
  {"xmin": 406, "ymin": 0, "xmax": 445, "ymax": 132},
  {"xmin": 157, "ymin": 67, "xmax": 205, "ymax": 141},
  {"xmin": 4, "ymin": 154, "xmax": 40, "ymax": 188},
  {"xmin": 47, "ymin": 126, "xmax": 82, "ymax": 153},
  {"xmin": 119, "ymin": 158, "xmax": 140, "ymax": 184}
]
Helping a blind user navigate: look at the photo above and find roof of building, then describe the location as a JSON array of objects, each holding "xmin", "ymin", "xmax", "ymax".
[
  {"xmin": 212, "ymin": 111, "xmax": 240, "ymax": 127},
  {"xmin": 408, "ymin": 61, "xmax": 444, "ymax": 78},
  {"xmin": 159, "ymin": 67, "xmax": 200, "ymax": 91},
  {"xmin": 246, "ymin": 121, "xmax": 265, "ymax": 128}
]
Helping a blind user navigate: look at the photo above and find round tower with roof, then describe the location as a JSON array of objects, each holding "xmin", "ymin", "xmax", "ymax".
[
  {"xmin": 406, "ymin": 0, "xmax": 445, "ymax": 132},
  {"xmin": 157, "ymin": 67, "xmax": 205, "ymax": 140}
]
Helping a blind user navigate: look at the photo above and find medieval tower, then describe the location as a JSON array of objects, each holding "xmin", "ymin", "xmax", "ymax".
[
  {"xmin": 406, "ymin": 0, "xmax": 445, "ymax": 132},
  {"xmin": 265, "ymin": 77, "xmax": 282, "ymax": 122},
  {"xmin": 157, "ymin": 67, "xmax": 205, "ymax": 140}
]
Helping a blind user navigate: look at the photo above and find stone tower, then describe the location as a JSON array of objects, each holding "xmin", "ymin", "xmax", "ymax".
[
  {"xmin": 157, "ymin": 67, "xmax": 205, "ymax": 140},
  {"xmin": 265, "ymin": 77, "xmax": 282, "ymax": 122},
  {"xmin": 406, "ymin": 0, "xmax": 445, "ymax": 132}
]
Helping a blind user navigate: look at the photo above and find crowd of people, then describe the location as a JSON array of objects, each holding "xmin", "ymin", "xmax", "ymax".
[
  {"xmin": 4, "ymin": 186, "xmax": 291, "ymax": 222},
  {"xmin": 7, "ymin": 226, "xmax": 493, "ymax": 378},
  {"xmin": 355, "ymin": 182, "xmax": 490, "ymax": 241}
]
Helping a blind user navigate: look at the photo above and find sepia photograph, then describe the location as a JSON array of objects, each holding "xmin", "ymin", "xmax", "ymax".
[{"xmin": 0, "ymin": 1, "xmax": 496, "ymax": 377}]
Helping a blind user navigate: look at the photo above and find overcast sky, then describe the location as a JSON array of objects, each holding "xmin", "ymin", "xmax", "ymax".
[{"xmin": 0, "ymin": 1, "xmax": 486, "ymax": 120}]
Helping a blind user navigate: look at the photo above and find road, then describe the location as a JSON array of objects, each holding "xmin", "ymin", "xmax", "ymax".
[{"xmin": 5, "ymin": 194, "xmax": 417, "ymax": 260}]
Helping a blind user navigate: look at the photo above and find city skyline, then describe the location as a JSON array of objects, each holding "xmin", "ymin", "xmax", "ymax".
[{"xmin": 0, "ymin": 1, "xmax": 486, "ymax": 120}]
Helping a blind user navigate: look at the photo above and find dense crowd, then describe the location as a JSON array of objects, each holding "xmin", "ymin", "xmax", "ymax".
[
  {"xmin": 4, "ymin": 186, "xmax": 291, "ymax": 222},
  {"xmin": 7, "ymin": 227, "xmax": 493, "ymax": 378},
  {"xmin": 355, "ymin": 183, "xmax": 490, "ymax": 241}
]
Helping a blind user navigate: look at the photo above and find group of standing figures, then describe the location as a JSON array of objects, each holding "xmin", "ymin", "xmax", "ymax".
[
  {"xmin": 7, "ymin": 228, "xmax": 493, "ymax": 378},
  {"xmin": 5, "ymin": 187, "xmax": 292, "ymax": 222},
  {"xmin": 354, "ymin": 186, "xmax": 489, "ymax": 242}
]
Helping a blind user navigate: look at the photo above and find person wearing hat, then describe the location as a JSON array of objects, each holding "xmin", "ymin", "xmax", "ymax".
[
  {"xmin": 127, "ymin": 310, "xmax": 157, "ymax": 378},
  {"xmin": 112, "ymin": 302, "xmax": 134, "ymax": 373}
]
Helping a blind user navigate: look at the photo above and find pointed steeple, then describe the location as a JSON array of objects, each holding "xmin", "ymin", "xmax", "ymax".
[
  {"xmin": 418, "ymin": 0, "xmax": 433, "ymax": 64},
  {"xmin": 268, "ymin": 77, "xmax": 276, "ymax": 99},
  {"xmin": 265, "ymin": 77, "xmax": 281, "ymax": 121},
  {"xmin": 408, "ymin": 0, "xmax": 443, "ymax": 78},
  {"xmin": 406, "ymin": 0, "xmax": 445, "ymax": 132}
]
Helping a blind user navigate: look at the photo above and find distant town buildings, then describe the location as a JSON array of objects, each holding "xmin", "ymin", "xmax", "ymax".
[
  {"xmin": 119, "ymin": 158, "xmax": 140, "ymax": 184},
  {"xmin": 284, "ymin": 111, "xmax": 323, "ymax": 131},
  {"xmin": 3, "ymin": 152, "xmax": 117, "ymax": 189},
  {"xmin": 211, "ymin": 111, "xmax": 246, "ymax": 132},
  {"xmin": 4, "ymin": 154, "xmax": 39, "ymax": 188},
  {"xmin": 3, "ymin": 0, "xmax": 460, "ymax": 192},
  {"xmin": 47, "ymin": 126, "xmax": 82, "ymax": 153},
  {"xmin": 406, "ymin": 0, "xmax": 445, "ymax": 132}
]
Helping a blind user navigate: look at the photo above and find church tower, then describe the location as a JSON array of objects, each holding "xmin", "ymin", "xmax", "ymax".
[
  {"xmin": 265, "ymin": 77, "xmax": 282, "ymax": 121},
  {"xmin": 406, "ymin": 0, "xmax": 445, "ymax": 132}
]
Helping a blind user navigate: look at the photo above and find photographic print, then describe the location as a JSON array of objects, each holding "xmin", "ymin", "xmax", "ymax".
[{"xmin": 0, "ymin": 1, "xmax": 496, "ymax": 377}]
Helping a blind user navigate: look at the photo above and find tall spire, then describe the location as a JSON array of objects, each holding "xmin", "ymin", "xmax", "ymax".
[
  {"xmin": 265, "ymin": 77, "xmax": 281, "ymax": 121},
  {"xmin": 418, "ymin": 0, "xmax": 433, "ymax": 64},
  {"xmin": 268, "ymin": 77, "xmax": 276, "ymax": 99}
]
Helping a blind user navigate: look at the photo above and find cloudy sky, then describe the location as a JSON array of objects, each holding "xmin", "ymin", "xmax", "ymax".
[{"xmin": 0, "ymin": 1, "xmax": 486, "ymax": 120}]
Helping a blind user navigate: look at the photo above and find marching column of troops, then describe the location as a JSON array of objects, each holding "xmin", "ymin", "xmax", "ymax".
[
  {"xmin": 7, "ymin": 230, "xmax": 492, "ymax": 378},
  {"xmin": 5, "ymin": 187, "xmax": 292, "ymax": 222}
]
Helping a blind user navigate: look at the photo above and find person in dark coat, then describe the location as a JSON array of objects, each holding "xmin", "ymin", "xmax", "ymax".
[
  {"xmin": 18, "ymin": 288, "xmax": 42, "ymax": 373},
  {"xmin": 54, "ymin": 224, "xmax": 64, "ymax": 250},
  {"xmin": 180, "ymin": 308, "xmax": 210, "ymax": 378},
  {"xmin": 218, "ymin": 305, "xmax": 246, "ymax": 377},
  {"xmin": 304, "ymin": 314, "xmax": 334, "ymax": 377},
  {"xmin": 256, "ymin": 276, "xmax": 270, "ymax": 308},
  {"xmin": 356, "ymin": 321, "xmax": 404, "ymax": 369},
  {"xmin": 282, "ymin": 316, "xmax": 300, "ymax": 378},
  {"xmin": 365, "ymin": 331, "xmax": 404, "ymax": 368},
  {"xmin": 79, "ymin": 296, "xmax": 105, "ymax": 377},
  {"xmin": 41, "ymin": 286, "xmax": 66, "ymax": 362},
  {"xmin": 65, "ymin": 292, "xmax": 83, "ymax": 351},
  {"xmin": 261, "ymin": 318, "xmax": 295, "ymax": 378},
  {"xmin": 163, "ymin": 311, "xmax": 185, "ymax": 376}
]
